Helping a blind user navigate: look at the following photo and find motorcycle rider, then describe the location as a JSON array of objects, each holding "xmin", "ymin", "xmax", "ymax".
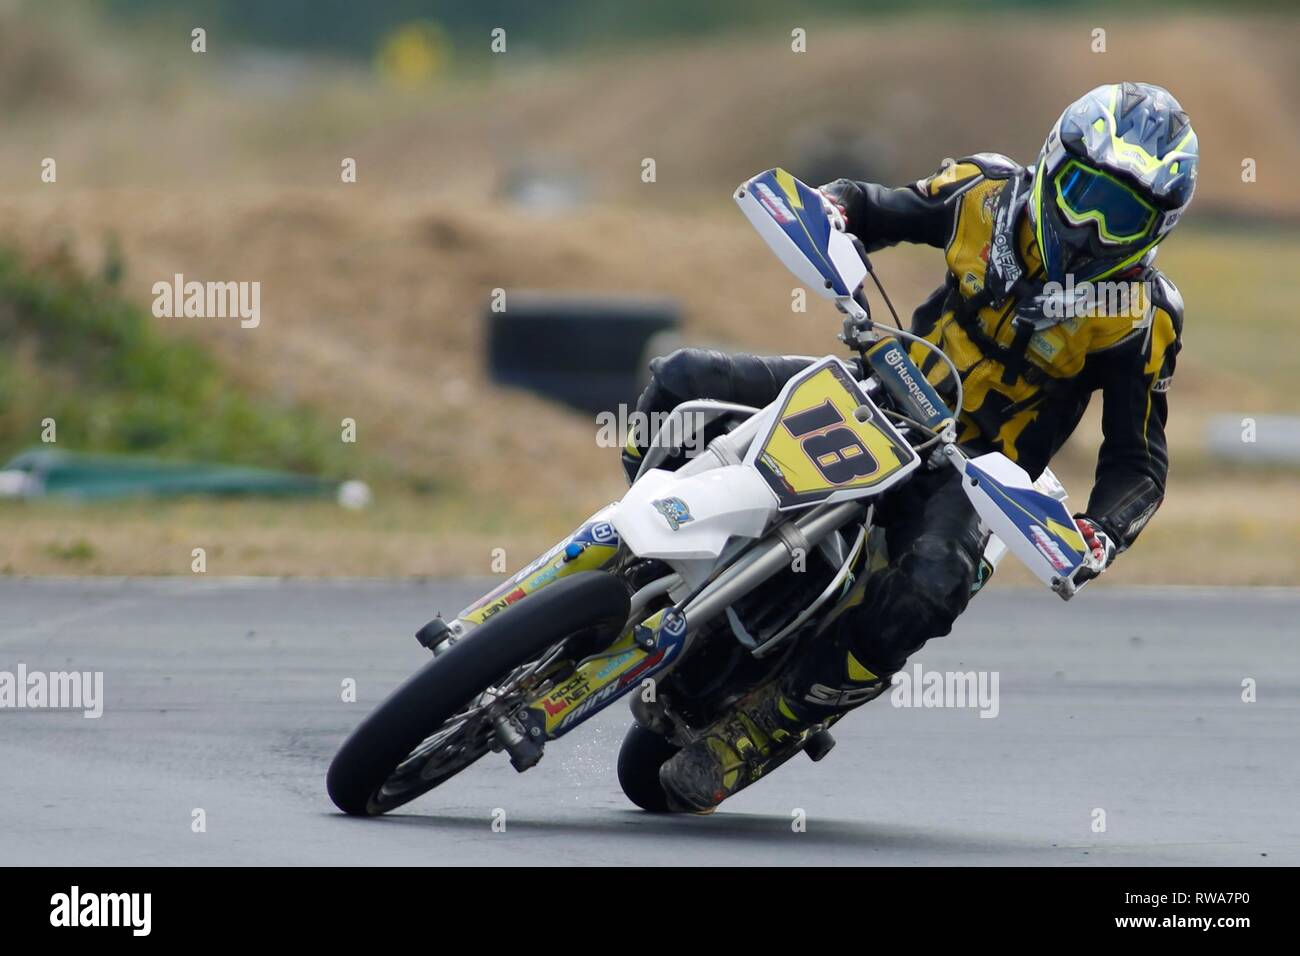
[{"xmin": 623, "ymin": 83, "xmax": 1197, "ymax": 811}]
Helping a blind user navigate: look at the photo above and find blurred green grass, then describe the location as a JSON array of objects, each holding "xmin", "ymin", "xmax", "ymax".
[{"xmin": 0, "ymin": 244, "xmax": 349, "ymax": 475}]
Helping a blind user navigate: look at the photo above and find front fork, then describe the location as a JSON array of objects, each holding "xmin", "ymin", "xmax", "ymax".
[
  {"xmin": 412, "ymin": 505, "xmax": 683, "ymax": 770},
  {"xmin": 436, "ymin": 506, "xmax": 625, "ymax": 645}
]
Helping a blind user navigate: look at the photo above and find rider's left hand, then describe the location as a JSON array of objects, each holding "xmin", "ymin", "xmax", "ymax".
[
  {"xmin": 1074, "ymin": 516, "xmax": 1116, "ymax": 581},
  {"xmin": 817, "ymin": 182, "xmax": 852, "ymax": 230}
]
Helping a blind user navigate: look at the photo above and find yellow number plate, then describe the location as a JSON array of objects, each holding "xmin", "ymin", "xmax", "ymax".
[{"xmin": 748, "ymin": 360, "xmax": 918, "ymax": 509}]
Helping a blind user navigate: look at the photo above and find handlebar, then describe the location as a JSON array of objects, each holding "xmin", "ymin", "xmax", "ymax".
[{"xmin": 834, "ymin": 222, "xmax": 962, "ymax": 430}]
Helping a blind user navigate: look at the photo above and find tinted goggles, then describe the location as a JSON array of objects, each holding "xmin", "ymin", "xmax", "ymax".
[{"xmin": 1054, "ymin": 159, "xmax": 1157, "ymax": 245}]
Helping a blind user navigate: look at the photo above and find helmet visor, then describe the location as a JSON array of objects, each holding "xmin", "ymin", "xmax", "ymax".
[{"xmin": 1054, "ymin": 159, "xmax": 1157, "ymax": 245}]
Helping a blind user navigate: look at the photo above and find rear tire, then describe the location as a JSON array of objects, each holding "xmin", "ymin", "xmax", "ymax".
[
  {"xmin": 617, "ymin": 721, "xmax": 681, "ymax": 813},
  {"xmin": 327, "ymin": 571, "xmax": 630, "ymax": 816}
]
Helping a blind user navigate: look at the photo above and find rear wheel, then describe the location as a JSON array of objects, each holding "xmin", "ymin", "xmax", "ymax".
[
  {"xmin": 327, "ymin": 571, "xmax": 630, "ymax": 816},
  {"xmin": 617, "ymin": 721, "xmax": 681, "ymax": 813}
]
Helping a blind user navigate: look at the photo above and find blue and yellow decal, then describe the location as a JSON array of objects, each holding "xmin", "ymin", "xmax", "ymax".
[
  {"xmin": 965, "ymin": 459, "xmax": 1087, "ymax": 575},
  {"xmin": 525, "ymin": 606, "xmax": 689, "ymax": 738},
  {"xmin": 458, "ymin": 518, "xmax": 620, "ymax": 625},
  {"xmin": 744, "ymin": 168, "xmax": 855, "ymax": 296}
]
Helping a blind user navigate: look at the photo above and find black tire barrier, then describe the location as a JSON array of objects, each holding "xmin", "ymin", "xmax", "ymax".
[{"xmin": 486, "ymin": 292, "xmax": 681, "ymax": 413}]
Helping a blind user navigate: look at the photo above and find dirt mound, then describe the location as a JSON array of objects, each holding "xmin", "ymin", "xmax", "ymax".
[
  {"xmin": 361, "ymin": 14, "xmax": 1300, "ymax": 218},
  {"xmin": 1, "ymin": 10, "xmax": 1297, "ymax": 522}
]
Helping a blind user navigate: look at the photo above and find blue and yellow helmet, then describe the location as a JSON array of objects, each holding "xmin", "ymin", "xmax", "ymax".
[{"xmin": 1029, "ymin": 82, "xmax": 1198, "ymax": 284}]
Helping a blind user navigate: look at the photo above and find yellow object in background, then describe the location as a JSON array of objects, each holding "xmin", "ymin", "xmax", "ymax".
[{"xmin": 375, "ymin": 21, "xmax": 449, "ymax": 88}]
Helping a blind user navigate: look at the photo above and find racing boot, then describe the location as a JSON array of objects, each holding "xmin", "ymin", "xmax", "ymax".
[
  {"xmin": 658, "ymin": 650, "xmax": 889, "ymax": 812},
  {"xmin": 621, "ymin": 434, "xmax": 644, "ymax": 485},
  {"xmin": 658, "ymin": 681, "xmax": 821, "ymax": 812},
  {"xmin": 620, "ymin": 430, "xmax": 694, "ymax": 486}
]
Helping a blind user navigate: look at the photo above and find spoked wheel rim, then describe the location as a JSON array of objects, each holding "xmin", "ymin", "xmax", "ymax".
[
  {"xmin": 366, "ymin": 711, "xmax": 496, "ymax": 814},
  {"xmin": 327, "ymin": 571, "xmax": 633, "ymax": 817},
  {"xmin": 363, "ymin": 652, "xmax": 553, "ymax": 815}
]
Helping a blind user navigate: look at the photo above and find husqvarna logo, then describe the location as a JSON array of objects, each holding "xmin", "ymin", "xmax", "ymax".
[
  {"xmin": 881, "ymin": 346, "xmax": 942, "ymax": 420},
  {"xmin": 660, "ymin": 610, "xmax": 687, "ymax": 639},
  {"xmin": 652, "ymin": 496, "xmax": 693, "ymax": 531},
  {"xmin": 581, "ymin": 521, "xmax": 618, "ymax": 545}
]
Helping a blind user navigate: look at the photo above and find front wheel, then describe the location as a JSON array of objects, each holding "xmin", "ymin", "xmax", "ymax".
[{"xmin": 327, "ymin": 571, "xmax": 631, "ymax": 816}]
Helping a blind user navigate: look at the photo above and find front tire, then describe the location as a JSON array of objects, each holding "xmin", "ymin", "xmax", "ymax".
[{"xmin": 327, "ymin": 571, "xmax": 630, "ymax": 816}]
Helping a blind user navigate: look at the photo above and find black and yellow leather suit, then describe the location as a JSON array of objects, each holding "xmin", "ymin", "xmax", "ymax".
[{"xmin": 629, "ymin": 153, "xmax": 1183, "ymax": 717}]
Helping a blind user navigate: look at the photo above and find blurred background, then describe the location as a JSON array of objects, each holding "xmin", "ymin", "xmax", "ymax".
[{"xmin": 0, "ymin": 0, "xmax": 1296, "ymax": 583}]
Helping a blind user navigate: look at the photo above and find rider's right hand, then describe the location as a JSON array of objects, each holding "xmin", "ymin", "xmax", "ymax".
[{"xmin": 1073, "ymin": 516, "xmax": 1117, "ymax": 584}]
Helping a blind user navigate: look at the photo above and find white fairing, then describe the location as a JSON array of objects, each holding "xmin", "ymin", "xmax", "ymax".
[{"xmin": 610, "ymin": 465, "xmax": 778, "ymax": 561}]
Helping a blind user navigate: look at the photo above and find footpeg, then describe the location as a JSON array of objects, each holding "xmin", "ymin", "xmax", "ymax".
[
  {"xmin": 416, "ymin": 617, "xmax": 455, "ymax": 654},
  {"xmin": 804, "ymin": 729, "xmax": 836, "ymax": 762}
]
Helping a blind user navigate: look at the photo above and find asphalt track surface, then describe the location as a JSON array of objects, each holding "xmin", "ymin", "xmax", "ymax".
[{"xmin": 1, "ymin": 577, "xmax": 1296, "ymax": 866}]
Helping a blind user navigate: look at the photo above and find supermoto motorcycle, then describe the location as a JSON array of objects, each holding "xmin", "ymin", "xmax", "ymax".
[{"xmin": 326, "ymin": 168, "xmax": 1099, "ymax": 816}]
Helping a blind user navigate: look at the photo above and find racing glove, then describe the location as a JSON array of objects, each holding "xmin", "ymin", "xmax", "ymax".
[
  {"xmin": 1073, "ymin": 516, "xmax": 1117, "ymax": 583},
  {"xmin": 818, "ymin": 182, "xmax": 852, "ymax": 229}
]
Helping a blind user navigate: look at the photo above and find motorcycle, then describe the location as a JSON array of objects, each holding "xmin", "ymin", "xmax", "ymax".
[{"xmin": 326, "ymin": 168, "xmax": 1098, "ymax": 816}]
